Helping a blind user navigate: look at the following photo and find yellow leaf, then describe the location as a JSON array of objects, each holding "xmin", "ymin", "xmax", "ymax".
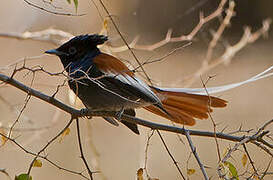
[
  {"xmin": 187, "ymin": 168, "xmax": 196, "ymax": 175},
  {"xmin": 0, "ymin": 128, "xmax": 8, "ymax": 146},
  {"xmin": 137, "ymin": 168, "xmax": 143, "ymax": 180},
  {"xmin": 32, "ymin": 159, "xmax": 42, "ymax": 167},
  {"xmin": 63, "ymin": 127, "xmax": 70, "ymax": 135},
  {"xmin": 103, "ymin": 19, "xmax": 108, "ymax": 31},
  {"xmin": 241, "ymin": 154, "xmax": 248, "ymax": 167},
  {"xmin": 100, "ymin": 18, "xmax": 109, "ymax": 35},
  {"xmin": 59, "ymin": 127, "xmax": 70, "ymax": 143}
]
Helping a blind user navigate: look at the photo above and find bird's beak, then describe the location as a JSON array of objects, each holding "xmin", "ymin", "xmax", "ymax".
[{"xmin": 45, "ymin": 49, "xmax": 62, "ymax": 56}]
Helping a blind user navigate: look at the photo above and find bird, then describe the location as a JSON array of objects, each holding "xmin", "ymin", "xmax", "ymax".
[{"xmin": 45, "ymin": 34, "xmax": 227, "ymax": 134}]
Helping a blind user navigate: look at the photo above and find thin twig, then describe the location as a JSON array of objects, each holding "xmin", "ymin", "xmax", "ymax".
[
  {"xmin": 0, "ymin": 132, "xmax": 89, "ymax": 179},
  {"xmin": 200, "ymin": 76, "xmax": 222, "ymax": 162},
  {"xmin": 2, "ymin": 0, "xmax": 227, "ymax": 53},
  {"xmin": 260, "ymin": 157, "xmax": 272, "ymax": 179},
  {"xmin": 144, "ymin": 129, "xmax": 155, "ymax": 179},
  {"xmin": 22, "ymin": 0, "xmax": 85, "ymax": 16},
  {"xmin": 242, "ymin": 144, "xmax": 258, "ymax": 176},
  {"xmin": 185, "ymin": 130, "xmax": 209, "ymax": 180},
  {"xmin": 0, "ymin": 168, "xmax": 11, "ymax": 180},
  {"xmin": 204, "ymin": 1, "xmax": 235, "ymax": 63},
  {"xmin": 76, "ymin": 118, "xmax": 94, "ymax": 180},
  {"xmin": 134, "ymin": 42, "xmax": 192, "ymax": 72},
  {"xmin": 8, "ymin": 94, "xmax": 31, "ymax": 138},
  {"xmin": 156, "ymin": 130, "xmax": 186, "ymax": 180},
  {"xmin": 97, "ymin": 0, "xmax": 153, "ymax": 85},
  {"xmin": 184, "ymin": 18, "xmax": 272, "ymax": 87},
  {"xmin": 27, "ymin": 117, "xmax": 74, "ymax": 175},
  {"xmin": 110, "ymin": 0, "xmax": 228, "ymax": 52}
]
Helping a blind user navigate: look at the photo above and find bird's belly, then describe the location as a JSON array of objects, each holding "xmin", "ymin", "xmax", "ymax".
[{"xmin": 68, "ymin": 80, "xmax": 148, "ymax": 111}]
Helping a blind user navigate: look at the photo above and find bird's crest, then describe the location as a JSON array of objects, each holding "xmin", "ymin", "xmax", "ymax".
[{"xmin": 66, "ymin": 34, "xmax": 108, "ymax": 47}]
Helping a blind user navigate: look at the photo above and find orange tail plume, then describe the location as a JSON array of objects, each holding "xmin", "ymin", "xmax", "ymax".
[{"xmin": 144, "ymin": 87, "xmax": 227, "ymax": 126}]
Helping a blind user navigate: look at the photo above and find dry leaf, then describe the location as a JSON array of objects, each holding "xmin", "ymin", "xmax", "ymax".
[
  {"xmin": 0, "ymin": 128, "xmax": 8, "ymax": 146},
  {"xmin": 137, "ymin": 168, "xmax": 144, "ymax": 180},
  {"xmin": 59, "ymin": 127, "xmax": 70, "ymax": 143},
  {"xmin": 100, "ymin": 18, "xmax": 109, "ymax": 36},
  {"xmin": 187, "ymin": 168, "xmax": 196, "ymax": 175},
  {"xmin": 32, "ymin": 159, "xmax": 42, "ymax": 167},
  {"xmin": 241, "ymin": 154, "xmax": 248, "ymax": 167}
]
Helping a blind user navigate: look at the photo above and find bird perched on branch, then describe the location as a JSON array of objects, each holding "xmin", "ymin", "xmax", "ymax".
[{"xmin": 45, "ymin": 34, "xmax": 227, "ymax": 134}]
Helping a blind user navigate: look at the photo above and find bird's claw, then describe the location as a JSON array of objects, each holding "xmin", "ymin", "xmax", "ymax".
[
  {"xmin": 115, "ymin": 107, "xmax": 124, "ymax": 121},
  {"xmin": 80, "ymin": 108, "xmax": 92, "ymax": 119}
]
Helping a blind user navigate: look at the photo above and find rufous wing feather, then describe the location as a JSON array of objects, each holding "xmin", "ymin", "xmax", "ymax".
[
  {"xmin": 93, "ymin": 53, "xmax": 134, "ymax": 76},
  {"xmin": 144, "ymin": 88, "xmax": 227, "ymax": 125}
]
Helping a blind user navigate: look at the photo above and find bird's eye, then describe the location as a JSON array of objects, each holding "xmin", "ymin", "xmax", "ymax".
[{"xmin": 68, "ymin": 47, "xmax": 77, "ymax": 55}]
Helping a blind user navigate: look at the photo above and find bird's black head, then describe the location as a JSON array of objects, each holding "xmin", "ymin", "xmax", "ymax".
[{"xmin": 45, "ymin": 34, "xmax": 108, "ymax": 68}]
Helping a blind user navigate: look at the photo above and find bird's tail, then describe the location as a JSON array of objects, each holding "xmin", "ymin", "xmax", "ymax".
[
  {"xmin": 144, "ymin": 66, "xmax": 273, "ymax": 125},
  {"xmin": 144, "ymin": 87, "xmax": 227, "ymax": 125}
]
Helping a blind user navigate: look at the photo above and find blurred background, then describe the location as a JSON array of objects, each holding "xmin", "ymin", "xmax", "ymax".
[{"xmin": 0, "ymin": 0, "xmax": 272, "ymax": 179}]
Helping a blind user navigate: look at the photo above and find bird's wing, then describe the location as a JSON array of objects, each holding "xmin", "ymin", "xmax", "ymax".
[
  {"xmin": 93, "ymin": 53, "xmax": 134, "ymax": 76},
  {"xmin": 92, "ymin": 53, "xmax": 162, "ymax": 106}
]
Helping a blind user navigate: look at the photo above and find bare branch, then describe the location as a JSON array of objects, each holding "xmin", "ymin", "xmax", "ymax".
[
  {"xmin": 0, "ymin": 168, "xmax": 11, "ymax": 180},
  {"xmin": 76, "ymin": 118, "xmax": 94, "ymax": 180},
  {"xmin": 0, "ymin": 29, "xmax": 73, "ymax": 45},
  {"xmin": 0, "ymin": 73, "xmax": 272, "ymax": 155},
  {"xmin": 97, "ymin": 0, "xmax": 153, "ymax": 85},
  {"xmin": 200, "ymin": 76, "xmax": 222, "ymax": 162},
  {"xmin": 0, "ymin": 0, "xmax": 229, "ymax": 55},
  {"xmin": 184, "ymin": 18, "xmax": 272, "ymax": 87},
  {"xmin": 204, "ymin": 1, "xmax": 235, "ymax": 63},
  {"xmin": 110, "ymin": 0, "xmax": 229, "ymax": 52},
  {"xmin": 8, "ymin": 94, "xmax": 31, "ymax": 138},
  {"xmin": 22, "ymin": 0, "xmax": 85, "ymax": 16},
  {"xmin": 185, "ymin": 130, "xmax": 209, "ymax": 180},
  {"xmin": 27, "ymin": 117, "xmax": 74, "ymax": 175},
  {"xmin": 156, "ymin": 130, "xmax": 186, "ymax": 180},
  {"xmin": 0, "ymin": 131, "xmax": 89, "ymax": 179},
  {"xmin": 242, "ymin": 144, "xmax": 258, "ymax": 176},
  {"xmin": 144, "ymin": 129, "xmax": 155, "ymax": 179}
]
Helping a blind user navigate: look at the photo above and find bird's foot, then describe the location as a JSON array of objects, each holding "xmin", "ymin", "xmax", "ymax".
[
  {"xmin": 115, "ymin": 107, "xmax": 124, "ymax": 121},
  {"xmin": 80, "ymin": 108, "xmax": 92, "ymax": 119}
]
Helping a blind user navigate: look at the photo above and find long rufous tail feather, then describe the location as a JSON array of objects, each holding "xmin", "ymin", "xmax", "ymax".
[
  {"xmin": 144, "ymin": 87, "xmax": 227, "ymax": 126},
  {"xmin": 144, "ymin": 66, "xmax": 273, "ymax": 125}
]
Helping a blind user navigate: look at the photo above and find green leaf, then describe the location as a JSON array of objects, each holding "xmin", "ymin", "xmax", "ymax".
[
  {"xmin": 225, "ymin": 161, "xmax": 239, "ymax": 180},
  {"xmin": 15, "ymin": 174, "xmax": 32, "ymax": 180},
  {"xmin": 66, "ymin": 0, "xmax": 71, "ymax": 4},
  {"xmin": 73, "ymin": 0, "xmax": 78, "ymax": 12}
]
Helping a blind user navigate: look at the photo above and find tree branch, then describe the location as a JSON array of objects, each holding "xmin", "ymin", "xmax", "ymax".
[
  {"xmin": 76, "ymin": 118, "xmax": 94, "ymax": 180},
  {"xmin": 1, "ymin": 72, "xmax": 272, "ymax": 150},
  {"xmin": 156, "ymin": 130, "xmax": 186, "ymax": 180},
  {"xmin": 22, "ymin": 0, "xmax": 85, "ymax": 16},
  {"xmin": 185, "ymin": 130, "xmax": 209, "ymax": 180}
]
